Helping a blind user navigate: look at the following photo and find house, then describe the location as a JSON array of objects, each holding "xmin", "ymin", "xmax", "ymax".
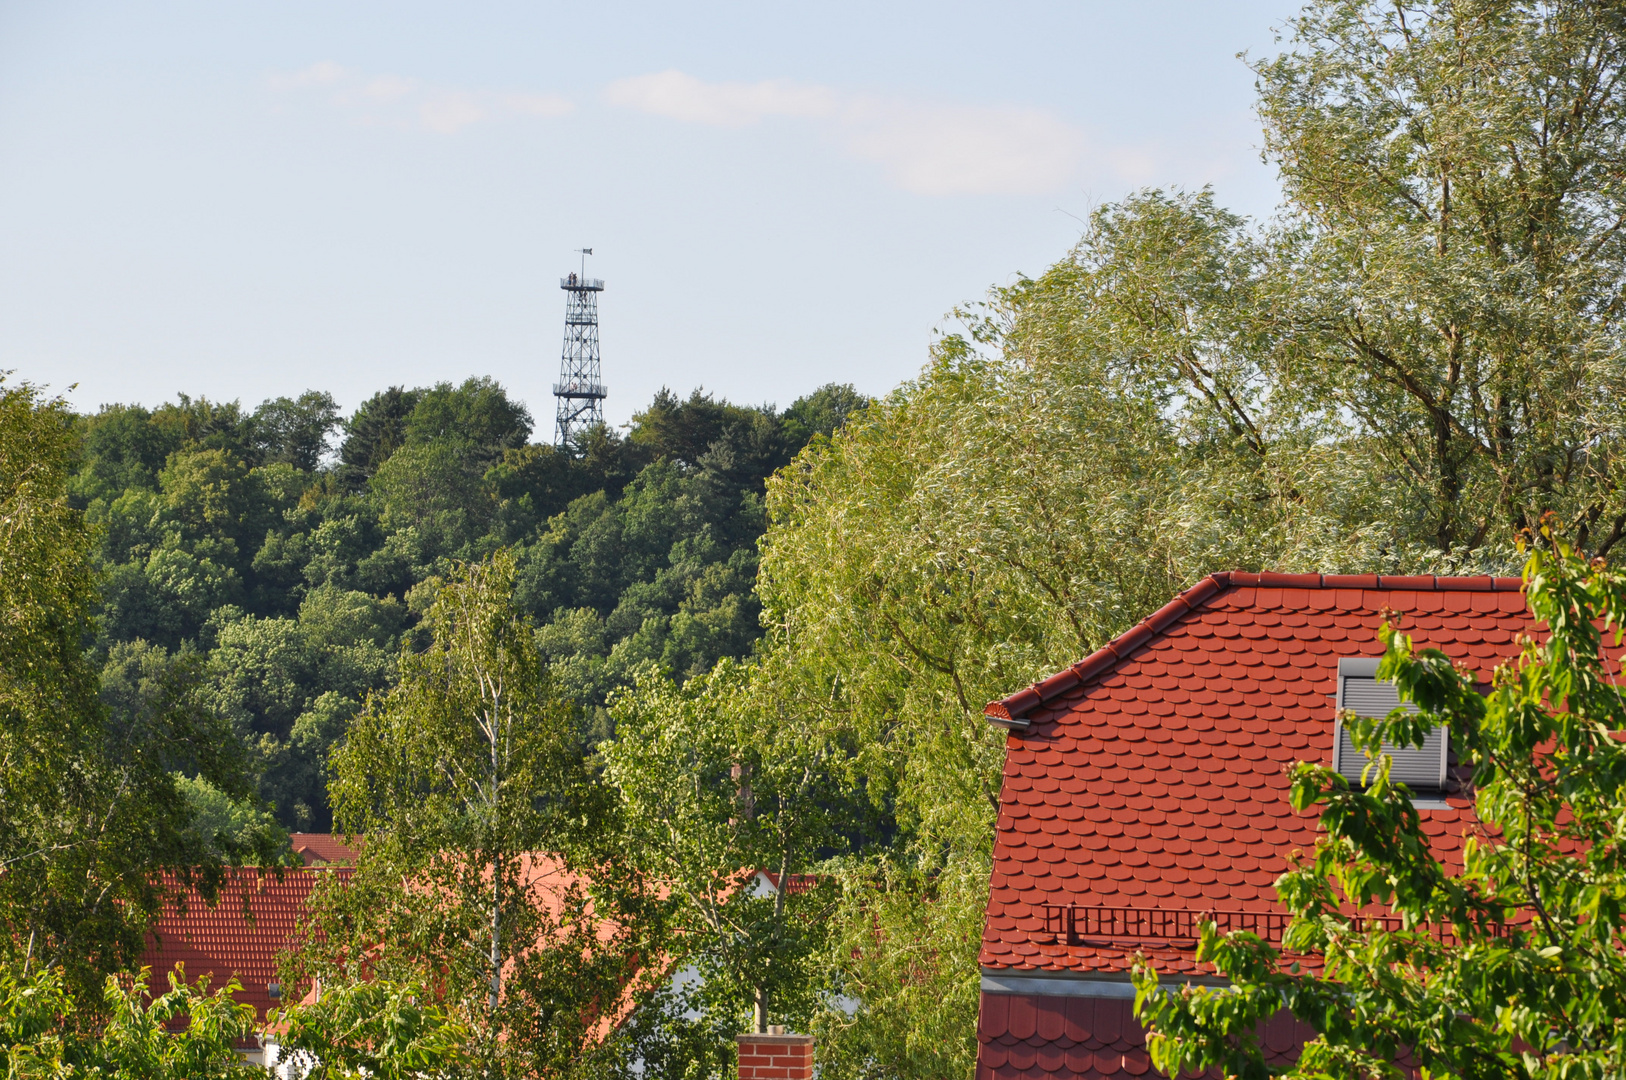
[
  {"xmin": 139, "ymin": 846, "xmax": 613, "ymax": 1069},
  {"xmin": 974, "ymin": 571, "xmax": 1576, "ymax": 1080}
]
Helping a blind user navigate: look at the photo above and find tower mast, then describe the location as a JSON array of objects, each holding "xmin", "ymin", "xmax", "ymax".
[{"xmin": 553, "ymin": 248, "xmax": 607, "ymax": 447}]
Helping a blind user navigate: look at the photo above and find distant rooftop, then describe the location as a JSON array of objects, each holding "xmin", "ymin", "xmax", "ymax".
[{"xmin": 288, "ymin": 832, "xmax": 359, "ymax": 867}]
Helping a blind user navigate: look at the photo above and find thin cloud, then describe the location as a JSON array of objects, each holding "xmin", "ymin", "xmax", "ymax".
[
  {"xmin": 603, "ymin": 69, "xmax": 1094, "ymax": 196},
  {"xmin": 269, "ymin": 62, "xmax": 573, "ymax": 133},
  {"xmin": 840, "ymin": 99, "xmax": 1085, "ymax": 197},
  {"xmin": 604, "ymin": 69, "xmax": 837, "ymax": 127}
]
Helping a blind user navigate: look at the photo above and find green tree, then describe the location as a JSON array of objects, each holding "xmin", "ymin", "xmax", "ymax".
[
  {"xmin": 0, "ymin": 377, "xmax": 272, "ymax": 1002},
  {"xmin": 601, "ymin": 660, "xmax": 853, "ymax": 1036},
  {"xmin": 337, "ymin": 386, "xmax": 422, "ymax": 491},
  {"xmin": 1134, "ymin": 531, "xmax": 1626, "ymax": 1080},
  {"xmin": 158, "ymin": 447, "xmax": 272, "ymax": 551},
  {"xmin": 308, "ymin": 550, "xmax": 653, "ymax": 1076},
  {"xmin": 67, "ymin": 403, "xmax": 187, "ymax": 507},
  {"xmin": 205, "ymin": 587, "xmax": 397, "ymax": 830},
  {"xmin": 269, "ymin": 978, "xmax": 470, "ymax": 1079},
  {"xmin": 95, "ymin": 967, "xmax": 262, "ymax": 1079},
  {"xmin": 253, "ymin": 390, "xmax": 341, "ymax": 473},
  {"xmin": 1255, "ymin": 0, "xmax": 1626, "ymax": 553},
  {"xmin": 0, "ymin": 963, "xmax": 264, "ymax": 1078},
  {"xmin": 151, "ymin": 395, "xmax": 257, "ymax": 461},
  {"xmin": 371, "ymin": 441, "xmax": 490, "ymax": 560},
  {"xmin": 778, "ymin": 383, "xmax": 871, "ymax": 448},
  {"xmin": 404, "ymin": 377, "xmax": 532, "ymax": 463},
  {"xmin": 811, "ymin": 858, "xmax": 986, "ymax": 1080}
]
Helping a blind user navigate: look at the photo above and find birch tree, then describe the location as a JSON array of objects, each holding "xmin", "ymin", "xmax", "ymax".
[{"xmin": 314, "ymin": 550, "xmax": 655, "ymax": 1077}]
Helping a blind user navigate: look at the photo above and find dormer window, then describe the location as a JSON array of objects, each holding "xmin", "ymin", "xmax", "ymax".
[{"xmin": 1332, "ymin": 657, "xmax": 1447, "ymax": 790}]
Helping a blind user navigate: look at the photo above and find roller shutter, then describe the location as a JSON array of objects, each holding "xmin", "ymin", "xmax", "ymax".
[{"xmin": 1332, "ymin": 659, "xmax": 1447, "ymax": 790}]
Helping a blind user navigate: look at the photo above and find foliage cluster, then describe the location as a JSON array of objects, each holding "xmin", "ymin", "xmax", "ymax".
[{"xmin": 0, "ymin": 964, "xmax": 263, "ymax": 1078}]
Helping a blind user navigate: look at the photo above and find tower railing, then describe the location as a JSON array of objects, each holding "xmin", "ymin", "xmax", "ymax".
[{"xmin": 553, "ymin": 381, "xmax": 607, "ymax": 399}]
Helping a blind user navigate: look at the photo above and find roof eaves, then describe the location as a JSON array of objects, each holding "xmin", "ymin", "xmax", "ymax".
[{"xmin": 981, "ymin": 570, "xmax": 1525, "ymax": 727}]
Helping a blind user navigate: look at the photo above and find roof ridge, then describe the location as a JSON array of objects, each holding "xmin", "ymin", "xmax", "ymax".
[{"xmin": 982, "ymin": 570, "xmax": 1524, "ymax": 727}]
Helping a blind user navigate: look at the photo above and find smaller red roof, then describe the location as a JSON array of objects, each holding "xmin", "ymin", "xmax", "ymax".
[
  {"xmin": 978, "ymin": 994, "xmax": 1321, "ymax": 1079},
  {"xmin": 142, "ymin": 868, "xmax": 345, "ymax": 1021},
  {"xmin": 289, "ymin": 833, "xmax": 359, "ymax": 866}
]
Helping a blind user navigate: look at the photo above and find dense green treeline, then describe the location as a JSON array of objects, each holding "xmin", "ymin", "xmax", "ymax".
[{"xmin": 69, "ymin": 378, "xmax": 867, "ymax": 831}]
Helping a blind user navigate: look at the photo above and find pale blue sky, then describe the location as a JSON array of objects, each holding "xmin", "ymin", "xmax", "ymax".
[{"xmin": 0, "ymin": 1, "xmax": 1297, "ymax": 428}]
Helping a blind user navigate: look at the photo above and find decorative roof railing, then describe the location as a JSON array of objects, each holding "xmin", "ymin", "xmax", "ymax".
[{"xmin": 1037, "ymin": 905, "xmax": 1517, "ymax": 950}]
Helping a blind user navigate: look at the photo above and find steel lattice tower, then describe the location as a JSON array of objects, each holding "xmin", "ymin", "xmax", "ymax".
[{"xmin": 553, "ymin": 249, "xmax": 607, "ymax": 447}]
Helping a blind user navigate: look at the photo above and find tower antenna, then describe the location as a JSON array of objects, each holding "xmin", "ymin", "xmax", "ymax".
[{"xmin": 553, "ymin": 249, "xmax": 606, "ymax": 448}]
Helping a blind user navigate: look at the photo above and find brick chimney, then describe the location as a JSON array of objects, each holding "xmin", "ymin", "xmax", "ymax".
[{"xmin": 736, "ymin": 1029, "xmax": 814, "ymax": 1080}]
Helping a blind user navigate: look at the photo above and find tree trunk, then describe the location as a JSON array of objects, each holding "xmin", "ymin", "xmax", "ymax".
[
  {"xmin": 491, "ymin": 849, "xmax": 502, "ymax": 1015},
  {"xmin": 490, "ymin": 709, "xmax": 503, "ymax": 1016}
]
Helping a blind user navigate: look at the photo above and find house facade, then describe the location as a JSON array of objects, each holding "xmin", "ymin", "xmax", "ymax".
[{"xmin": 975, "ymin": 572, "xmax": 1547, "ymax": 1080}]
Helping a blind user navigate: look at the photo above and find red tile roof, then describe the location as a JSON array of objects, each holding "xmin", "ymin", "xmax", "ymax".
[
  {"xmin": 977, "ymin": 995, "xmax": 1315, "ymax": 1080},
  {"xmin": 289, "ymin": 833, "xmax": 359, "ymax": 866},
  {"xmin": 977, "ymin": 570, "xmax": 1601, "ymax": 978},
  {"xmin": 142, "ymin": 868, "xmax": 346, "ymax": 1021},
  {"xmin": 140, "ymin": 855, "xmax": 651, "ymax": 1042}
]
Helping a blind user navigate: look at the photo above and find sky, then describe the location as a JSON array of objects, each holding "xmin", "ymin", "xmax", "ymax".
[{"xmin": 0, "ymin": 1, "xmax": 1299, "ymax": 435}]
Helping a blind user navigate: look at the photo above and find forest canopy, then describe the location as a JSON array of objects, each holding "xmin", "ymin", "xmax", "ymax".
[{"xmin": 68, "ymin": 378, "xmax": 868, "ymax": 833}]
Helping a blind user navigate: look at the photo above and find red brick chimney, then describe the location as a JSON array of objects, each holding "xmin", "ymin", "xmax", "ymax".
[{"xmin": 736, "ymin": 1029, "xmax": 814, "ymax": 1080}]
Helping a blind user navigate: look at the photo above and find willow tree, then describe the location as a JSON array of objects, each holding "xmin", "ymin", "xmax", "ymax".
[
  {"xmin": 757, "ymin": 193, "xmax": 1360, "ymax": 1080},
  {"xmin": 1258, "ymin": 0, "xmax": 1626, "ymax": 553},
  {"xmin": 312, "ymin": 550, "xmax": 657, "ymax": 1077}
]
